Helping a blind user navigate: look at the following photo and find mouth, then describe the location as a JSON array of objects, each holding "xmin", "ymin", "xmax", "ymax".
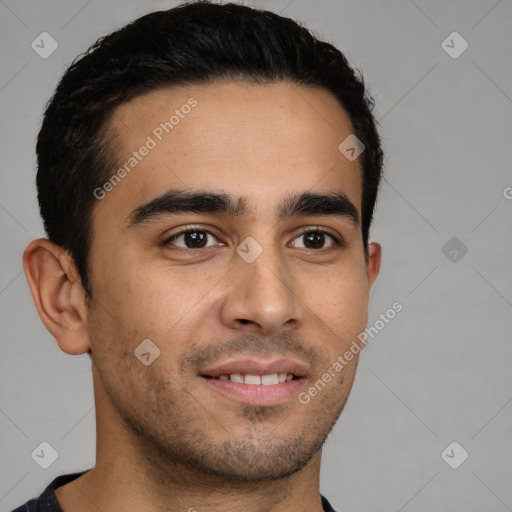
[
  {"xmin": 198, "ymin": 358, "xmax": 309, "ymax": 405},
  {"xmin": 202, "ymin": 372, "xmax": 297, "ymax": 384}
]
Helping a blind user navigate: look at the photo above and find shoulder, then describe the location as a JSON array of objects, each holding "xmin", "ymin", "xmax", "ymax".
[
  {"xmin": 10, "ymin": 470, "xmax": 91, "ymax": 512},
  {"xmin": 321, "ymin": 494, "xmax": 339, "ymax": 512}
]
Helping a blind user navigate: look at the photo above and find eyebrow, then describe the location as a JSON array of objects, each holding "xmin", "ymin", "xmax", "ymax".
[{"xmin": 126, "ymin": 188, "xmax": 359, "ymax": 228}]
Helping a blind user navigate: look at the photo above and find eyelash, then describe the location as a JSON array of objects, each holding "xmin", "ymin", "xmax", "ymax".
[{"xmin": 163, "ymin": 226, "xmax": 343, "ymax": 252}]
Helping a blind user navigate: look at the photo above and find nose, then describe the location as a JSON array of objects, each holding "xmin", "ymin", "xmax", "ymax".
[{"xmin": 219, "ymin": 244, "xmax": 304, "ymax": 336}]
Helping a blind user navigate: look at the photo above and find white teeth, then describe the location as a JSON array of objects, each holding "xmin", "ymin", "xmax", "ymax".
[
  {"xmin": 244, "ymin": 374, "xmax": 261, "ymax": 385},
  {"xmin": 261, "ymin": 373, "xmax": 279, "ymax": 385},
  {"xmin": 214, "ymin": 373, "xmax": 295, "ymax": 384}
]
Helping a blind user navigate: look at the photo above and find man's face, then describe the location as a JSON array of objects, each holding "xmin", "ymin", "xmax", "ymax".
[{"xmin": 85, "ymin": 81, "xmax": 380, "ymax": 481}]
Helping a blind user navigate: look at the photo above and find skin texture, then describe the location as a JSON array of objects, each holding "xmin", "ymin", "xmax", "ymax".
[{"xmin": 23, "ymin": 81, "xmax": 381, "ymax": 512}]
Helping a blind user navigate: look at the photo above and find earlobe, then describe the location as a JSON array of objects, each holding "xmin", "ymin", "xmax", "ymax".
[
  {"xmin": 366, "ymin": 242, "xmax": 381, "ymax": 289},
  {"xmin": 22, "ymin": 238, "xmax": 91, "ymax": 355}
]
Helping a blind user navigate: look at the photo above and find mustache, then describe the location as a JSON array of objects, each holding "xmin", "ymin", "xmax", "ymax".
[{"xmin": 180, "ymin": 332, "xmax": 322, "ymax": 373}]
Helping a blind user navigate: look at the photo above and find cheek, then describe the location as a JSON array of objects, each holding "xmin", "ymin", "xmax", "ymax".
[
  {"xmin": 88, "ymin": 249, "xmax": 171, "ymax": 342},
  {"xmin": 96, "ymin": 252, "xmax": 223, "ymax": 342},
  {"xmin": 306, "ymin": 261, "xmax": 369, "ymax": 348},
  {"xmin": 311, "ymin": 256, "xmax": 368, "ymax": 305}
]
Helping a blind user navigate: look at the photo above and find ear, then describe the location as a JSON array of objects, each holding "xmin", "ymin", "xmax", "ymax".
[
  {"xmin": 366, "ymin": 242, "xmax": 381, "ymax": 290},
  {"xmin": 22, "ymin": 238, "xmax": 91, "ymax": 355}
]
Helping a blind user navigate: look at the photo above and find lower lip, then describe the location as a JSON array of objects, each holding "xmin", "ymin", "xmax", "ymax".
[{"xmin": 199, "ymin": 376, "xmax": 307, "ymax": 405}]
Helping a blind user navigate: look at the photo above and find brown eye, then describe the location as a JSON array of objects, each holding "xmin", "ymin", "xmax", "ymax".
[
  {"xmin": 292, "ymin": 230, "xmax": 339, "ymax": 250},
  {"xmin": 166, "ymin": 230, "xmax": 218, "ymax": 249}
]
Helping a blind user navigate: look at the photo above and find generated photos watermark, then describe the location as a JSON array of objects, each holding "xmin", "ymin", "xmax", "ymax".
[
  {"xmin": 93, "ymin": 97, "xmax": 198, "ymax": 200},
  {"xmin": 298, "ymin": 301, "xmax": 403, "ymax": 404}
]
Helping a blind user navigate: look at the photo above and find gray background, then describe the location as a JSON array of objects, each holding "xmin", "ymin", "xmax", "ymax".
[{"xmin": 1, "ymin": 0, "xmax": 511, "ymax": 510}]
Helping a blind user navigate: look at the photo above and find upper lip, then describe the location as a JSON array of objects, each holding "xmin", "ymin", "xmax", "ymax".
[{"xmin": 199, "ymin": 357, "xmax": 310, "ymax": 378}]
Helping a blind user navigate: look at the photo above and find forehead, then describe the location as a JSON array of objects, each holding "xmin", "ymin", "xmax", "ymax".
[{"xmin": 94, "ymin": 81, "xmax": 362, "ymax": 226}]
